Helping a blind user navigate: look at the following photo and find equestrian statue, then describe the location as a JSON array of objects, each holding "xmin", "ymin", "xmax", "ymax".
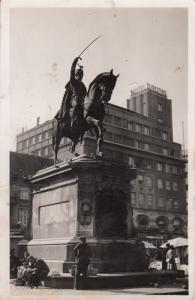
[{"xmin": 53, "ymin": 56, "xmax": 119, "ymax": 164}]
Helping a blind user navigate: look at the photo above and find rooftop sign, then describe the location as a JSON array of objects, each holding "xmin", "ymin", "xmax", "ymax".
[{"xmin": 131, "ymin": 83, "xmax": 167, "ymax": 97}]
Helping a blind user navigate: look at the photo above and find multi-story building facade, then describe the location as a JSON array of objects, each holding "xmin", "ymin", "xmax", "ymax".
[
  {"xmin": 10, "ymin": 152, "xmax": 53, "ymax": 253},
  {"xmin": 16, "ymin": 117, "xmax": 54, "ymax": 158},
  {"xmin": 16, "ymin": 83, "xmax": 187, "ymax": 241}
]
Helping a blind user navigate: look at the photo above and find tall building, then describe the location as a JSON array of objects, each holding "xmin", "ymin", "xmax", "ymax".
[{"xmin": 16, "ymin": 83, "xmax": 187, "ymax": 241}]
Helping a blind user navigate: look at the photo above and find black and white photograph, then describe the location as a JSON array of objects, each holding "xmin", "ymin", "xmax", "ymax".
[{"xmin": 0, "ymin": 0, "xmax": 195, "ymax": 298}]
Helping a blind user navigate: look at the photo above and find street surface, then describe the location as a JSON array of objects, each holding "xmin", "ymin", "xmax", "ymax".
[{"xmin": 7, "ymin": 281, "xmax": 188, "ymax": 299}]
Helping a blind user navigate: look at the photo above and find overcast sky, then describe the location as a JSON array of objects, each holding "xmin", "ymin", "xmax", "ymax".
[{"xmin": 10, "ymin": 6, "xmax": 187, "ymax": 150}]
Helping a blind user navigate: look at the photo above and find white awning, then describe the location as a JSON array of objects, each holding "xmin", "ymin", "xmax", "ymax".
[{"xmin": 160, "ymin": 237, "xmax": 188, "ymax": 248}]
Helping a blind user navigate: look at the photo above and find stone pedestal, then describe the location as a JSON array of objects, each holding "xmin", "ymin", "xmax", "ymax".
[{"xmin": 28, "ymin": 155, "xmax": 137, "ymax": 273}]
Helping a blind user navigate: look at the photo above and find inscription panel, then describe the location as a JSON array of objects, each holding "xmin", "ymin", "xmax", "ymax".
[{"xmin": 39, "ymin": 201, "xmax": 69, "ymax": 225}]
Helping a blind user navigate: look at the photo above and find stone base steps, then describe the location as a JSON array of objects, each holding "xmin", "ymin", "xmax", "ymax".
[{"xmin": 44, "ymin": 270, "xmax": 183, "ymax": 289}]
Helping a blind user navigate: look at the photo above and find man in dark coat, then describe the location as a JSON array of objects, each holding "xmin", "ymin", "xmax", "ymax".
[
  {"xmin": 74, "ymin": 236, "xmax": 91, "ymax": 290},
  {"xmin": 55, "ymin": 57, "xmax": 87, "ymax": 127}
]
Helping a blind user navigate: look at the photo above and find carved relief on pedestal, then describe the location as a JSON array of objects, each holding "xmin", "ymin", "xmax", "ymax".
[{"xmin": 78, "ymin": 199, "xmax": 93, "ymax": 226}]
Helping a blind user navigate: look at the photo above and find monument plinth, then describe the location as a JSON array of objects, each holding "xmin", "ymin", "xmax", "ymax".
[{"xmin": 28, "ymin": 155, "xmax": 137, "ymax": 273}]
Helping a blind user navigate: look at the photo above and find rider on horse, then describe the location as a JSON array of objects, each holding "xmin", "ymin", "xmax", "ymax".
[
  {"xmin": 53, "ymin": 57, "xmax": 119, "ymax": 163},
  {"xmin": 55, "ymin": 57, "xmax": 87, "ymax": 127}
]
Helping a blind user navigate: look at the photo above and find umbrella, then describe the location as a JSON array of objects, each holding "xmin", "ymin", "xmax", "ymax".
[
  {"xmin": 160, "ymin": 237, "xmax": 188, "ymax": 248},
  {"xmin": 142, "ymin": 241, "xmax": 156, "ymax": 249}
]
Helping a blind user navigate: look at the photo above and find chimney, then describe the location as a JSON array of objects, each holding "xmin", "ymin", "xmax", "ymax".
[{"xmin": 37, "ymin": 117, "xmax": 40, "ymax": 126}]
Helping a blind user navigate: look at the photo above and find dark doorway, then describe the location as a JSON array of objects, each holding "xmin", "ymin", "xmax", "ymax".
[{"xmin": 95, "ymin": 189, "xmax": 127, "ymax": 238}]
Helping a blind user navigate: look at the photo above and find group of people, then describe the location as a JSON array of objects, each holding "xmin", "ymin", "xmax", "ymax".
[
  {"xmin": 11, "ymin": 238, "xmax": 179, "ymax": 291},
  {"xmin": 11, "ymin": 236, "xmax": 91, "ymax": 290},
  {"xmin": 146, "ymin": 242, "xmax": 178, "ymax": 271},
  {"xmin": 15, "ymin": 252, "xmax": 49, "ymax": 288}
]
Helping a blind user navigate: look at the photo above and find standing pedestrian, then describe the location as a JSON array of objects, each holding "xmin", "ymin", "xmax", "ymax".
[
  {"xmin": 166, "ymin": 244, "xmax": 177, "ymax": 270},
  {"xmin": 170, "ymin": 245, "xmax": 177, "ymax": 271},
  {"xmin": 162, "ymin": 242, "xmax": 170, "ymax": 270},
  {"xmin": 74, "ymin": 236, "xmax": 91, "ymax": 290}
]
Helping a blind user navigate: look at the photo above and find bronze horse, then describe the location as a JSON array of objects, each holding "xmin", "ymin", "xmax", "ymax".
[{"xmin": 52, "ymin": 69, "xmax": 119, "ymax": 164}]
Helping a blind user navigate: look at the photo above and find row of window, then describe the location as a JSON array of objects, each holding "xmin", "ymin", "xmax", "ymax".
[
  {"xmin": 157, "ymin": 197, "xmax": 179, "ymax": 209},
  {"xmin": 131, "ymin": 175, "xmax": 153, "ymax": 187},
  {"xmin": 131, "ymin": 193, "xmax": 153, "ymax": 206},
  {"xmin": 103, "ymin": 131, "xmax": 180, "ymax": 158},
  {"xmin": 134, "ymin": 140, "xmax": 171, "ymax": 155},
  {"xmin": 104, "ymin": 114, "xmax": 169, "ymax": 140},
  {"xmin": 131, "ymin": 174, "xmax": 178, "ymax": 191},
  {"xmin": 129, "ymin": 157, "xmax": 155, "ymax": 170},
  {"xmin": 129, "ymin": 156, "xmax": 180, "ymax": 175},
  {"xmin": 18, "ymin": 129, "xmax": 53, "ymax": 149},
  {"xmin": 157, "ymin": 179, "xmax": 178, "ymax": 191},
  {"xmin": 156, "ymin": 162, "xmax": 178, "ymax": 174},
  {"xmin": 131, "ymin": 192, "xmax": 179, "ymax": 210},
  {"xmin": 31, "ymin": 145, "xmax": 53, "ymax": 157},
  {"xmin": 11, "ymin": 185, "xmax": 30, "ymax": 200}
]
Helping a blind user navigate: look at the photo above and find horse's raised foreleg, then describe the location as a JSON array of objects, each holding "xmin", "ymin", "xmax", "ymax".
[
  {"xmin": 94, "ymin": 126, "xmax": 104, "ymax": 156},
  {"xmin": 86, "ymin": 116, "xmax": 104, "ymax": 156}
]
